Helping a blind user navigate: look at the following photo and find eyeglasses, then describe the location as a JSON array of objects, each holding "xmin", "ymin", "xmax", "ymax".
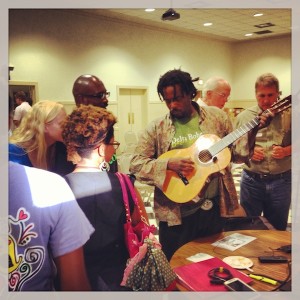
[
  {"xmin": 83, "ymin": 91, "xmax": 110, "ymax": 100},
  {"xmin": 215, "ymin": 91, "xmax": 230, "ymax": 100},
  {"xmin": 107, "ymin": 141, "xmax": 120, "ymax": 150}
]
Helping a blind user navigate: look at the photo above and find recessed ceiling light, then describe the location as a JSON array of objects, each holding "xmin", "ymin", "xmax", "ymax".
[
  {"xmin": 245, "ymin": 33, "xmax": 253, "ymax": 37},
  {"xmin": 203, "ymin": 22, "xmax": 213, "ymax": 27},
  {"xmin": 254, "ymin": 13, "xmax": 263, "ymax": 17},
  {"xmin": 145, "ymin": 8, "xmax": 155, "ymax": 12}
]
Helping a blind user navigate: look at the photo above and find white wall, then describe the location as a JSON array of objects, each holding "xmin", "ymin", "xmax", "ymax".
[
  {"xmin": 232, "ymin": 35, "xmax": 291, "ymax": 100},
  {"xmin": 9, "ymin": 9, "xmax": 291, "ymax": 122},
  {"xmin": 9, "ymin": 10, "xmax": 232, "ymax": 101}
]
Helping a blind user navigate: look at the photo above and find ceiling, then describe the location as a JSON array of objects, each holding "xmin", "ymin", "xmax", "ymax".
[{"xmin": 79, "ymin": 8, "xmax": 291, "ymax": 42}]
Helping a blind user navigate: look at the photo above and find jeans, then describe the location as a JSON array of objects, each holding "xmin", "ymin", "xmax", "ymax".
[{"xmin": 240, "ymin": 170, "xmax": 291, "ymax": 230}]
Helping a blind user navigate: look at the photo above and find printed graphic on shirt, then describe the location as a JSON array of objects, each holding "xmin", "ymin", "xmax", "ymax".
[
  {"xmin": 171, "ymin": 113, "xmax": 201, "ymax": 149},
  {"xmin": 172, "ymin": 132, "xmax": 201, "ymax": 149},
  {"xmin": 8, "ymin": 208, "xmax": 45, "ymax": 291},
  {"xmin": 171, "ymin": 131, "xmax": 202, "ymax": 149}
]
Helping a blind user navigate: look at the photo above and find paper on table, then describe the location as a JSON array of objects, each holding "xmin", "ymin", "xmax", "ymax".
[
  {"xmin": 186, "ymin": 253, "xmax": 213, "ymax": 262},
  {"xmin": 212, "ymin": 233, "xmax": 256, "ymax": 251}
]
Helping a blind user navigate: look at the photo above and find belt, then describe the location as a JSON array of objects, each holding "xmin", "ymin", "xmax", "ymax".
[{"xmin": 244, "ymin": 169, "xmax": 291, "ymax": 181}]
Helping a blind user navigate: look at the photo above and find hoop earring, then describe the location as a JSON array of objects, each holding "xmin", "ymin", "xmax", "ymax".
[{"xmin": 99, "ymin": 160, "xmax": 110, "ymax": 172}]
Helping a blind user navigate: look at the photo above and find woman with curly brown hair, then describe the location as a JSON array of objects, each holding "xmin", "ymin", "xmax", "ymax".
[
  {"xmin": 62, "ymin": 104, "xmax": 147, "ymax": 291},
  {"xmin": 62, "ymin": 104, "xmax": 117, "ymax": 170}
]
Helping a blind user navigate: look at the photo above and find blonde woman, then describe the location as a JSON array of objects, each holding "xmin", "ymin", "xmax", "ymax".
[{"xmin": 9, "ymin": 100, "xmax": 72, "ymax": 174}]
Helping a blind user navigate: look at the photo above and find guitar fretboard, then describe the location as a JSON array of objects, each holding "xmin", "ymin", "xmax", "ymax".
[
  {"xmin": 207, "ymin": 94, "xmax": 291, "ymax": 157},
  {"xmin": 209, "ymin": 116, "xmax": 260, "ymax": 157}
]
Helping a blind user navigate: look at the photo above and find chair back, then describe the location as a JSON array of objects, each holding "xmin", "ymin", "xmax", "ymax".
[
  {"xmin": 123, "ymin": 131, "xmax": 138, "ymax": 154},
  {"xmin": 124, "ymin": 131, "xmax": 137, "ymax": 145}
]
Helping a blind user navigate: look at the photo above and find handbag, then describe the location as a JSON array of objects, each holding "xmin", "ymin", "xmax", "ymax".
[
  {"xmin": 123, "ymin": 237, "xmax": 178, "ymax": 291},
  {"xmin": 116, "ymin": 172, "xmax": 177, "ymax": 291}
]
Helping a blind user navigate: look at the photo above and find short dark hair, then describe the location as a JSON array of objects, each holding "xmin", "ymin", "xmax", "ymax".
[
  {"xmin": 14, "ymin": 91, "xmax": 27, "ymax": 102},
  {"xmin": 157, "ymin": 68, "xmax": 198, "ymax": 101}
]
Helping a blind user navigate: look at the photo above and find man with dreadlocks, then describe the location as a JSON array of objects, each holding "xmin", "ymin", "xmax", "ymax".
[{"xmin": 129, "ymin": 68, "xmax": 273, "ymax": 260}]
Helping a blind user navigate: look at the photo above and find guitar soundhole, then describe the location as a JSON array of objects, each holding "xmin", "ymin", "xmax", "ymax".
[{"xmin": 198, "ymin": 150, "xmax": 213, "ymax": 163}]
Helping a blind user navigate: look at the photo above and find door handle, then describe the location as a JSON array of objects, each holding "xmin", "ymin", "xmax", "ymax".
[{"xmin": 128, "ymin": 113, "xmax": 134, "ymax": 124}]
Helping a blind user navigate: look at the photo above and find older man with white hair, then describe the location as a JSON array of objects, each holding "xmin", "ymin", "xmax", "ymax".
[{"xmin": 197, "ymin": 76, "xmax": 231, "ymax": 109}]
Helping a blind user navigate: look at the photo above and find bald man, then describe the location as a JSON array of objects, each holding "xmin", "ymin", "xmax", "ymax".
[{"xmin": 72, "ymin": 75, "xmax": 110, "ymax": 108}]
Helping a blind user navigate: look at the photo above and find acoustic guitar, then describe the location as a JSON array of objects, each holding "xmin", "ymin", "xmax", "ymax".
[{"xmin": 159, "ymin": 95, "xmax": 291, "ymax": 203}]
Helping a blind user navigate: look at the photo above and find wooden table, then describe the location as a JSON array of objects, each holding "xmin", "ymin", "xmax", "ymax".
[{"xmin": 170, "ymin": 230, "xmax": 291, "ymax": 291}]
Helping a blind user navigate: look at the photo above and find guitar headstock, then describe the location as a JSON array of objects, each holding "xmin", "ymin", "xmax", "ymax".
[{"xmin": 269, "ymin": 95, "xmax": 291, "ymax": 114}]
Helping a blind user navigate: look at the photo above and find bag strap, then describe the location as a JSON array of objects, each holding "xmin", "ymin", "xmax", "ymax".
[
  {"xmin": 122, "ymin": 174, "xmax": 139, "ymax": 205},
  {"xmin": 116, "ymin": 172, "xmax": 132, "ymax": 223},
  {"xmin": 116, "ymin": 172, "xmax": 149, "ymax": 225}
]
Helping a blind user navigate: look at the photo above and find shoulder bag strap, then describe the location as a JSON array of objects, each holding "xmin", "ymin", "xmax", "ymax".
[
  {"xmin": 121, "ymin": 173, "xmax": 150, "ymax": 224},
  {"xmin": 116, "ymin": 172, "xmax": 132, "ymax": 223},
  {"xmin": 121, "ymin": 173, "xmax": 139, "ymax": 206},
  {"xmin": 116, "ymin": 172, "xmax": 147, "ymax": 224}
]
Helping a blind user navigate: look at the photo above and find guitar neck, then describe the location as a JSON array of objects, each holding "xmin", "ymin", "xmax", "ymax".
[
  {"xmin": 209, "ymin": 95, "xmax": 291, "ymax": 156},
  {"xmin": 209, "ymin": 116, "xmax": 260, "ymax": 156}
]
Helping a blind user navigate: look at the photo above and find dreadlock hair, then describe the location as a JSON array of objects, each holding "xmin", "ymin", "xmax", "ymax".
[{"xmin": 157, "ymin": 68, "xmax": 198, "ymax": 101}]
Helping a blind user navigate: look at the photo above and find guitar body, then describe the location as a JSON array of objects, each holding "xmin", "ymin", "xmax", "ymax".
[{"xmin": 160, "ymin": 134, "xmax": 231, "ymax": 203}]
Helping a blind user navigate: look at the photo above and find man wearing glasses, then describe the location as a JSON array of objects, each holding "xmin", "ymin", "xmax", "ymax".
[
  {"xmin": 197, "ymin": 76, "xmax": 231, "ymax": 109},
  {"xmin": 72, "ymin": 74, "xmax": 110, "ymax": 109}
]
